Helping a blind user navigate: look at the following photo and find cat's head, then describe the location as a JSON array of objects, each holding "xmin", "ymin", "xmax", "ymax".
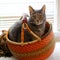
[{"xmin": 29, "ymin": 5, "xmax": 46, "ymax": 25}]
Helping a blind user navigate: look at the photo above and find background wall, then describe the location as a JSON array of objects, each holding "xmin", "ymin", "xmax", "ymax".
[{"xmin": 57, "ymin": 0, "xmax": 60, "ymax": 30}]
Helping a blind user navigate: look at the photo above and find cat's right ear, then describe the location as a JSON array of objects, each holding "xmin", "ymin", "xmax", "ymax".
[
  {"xmin": 29, "ymin": 6, "xmax": 35, "ymax": 15},
  {"xmin": 41, "ymin": 5, "xmax": 46, "ymax": 13}
]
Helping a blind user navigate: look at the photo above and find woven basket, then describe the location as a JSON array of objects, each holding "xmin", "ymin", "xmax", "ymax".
[{"xmin": 6, "ymin": 22, "xmax": 55, "ymax": 60}]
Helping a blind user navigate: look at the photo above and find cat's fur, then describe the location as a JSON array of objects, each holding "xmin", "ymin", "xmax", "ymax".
[
  {"xmin": 28, "ymin": 5, "xmax": 46, "ymax": 37},
  {"xmin": 8, "ymin": 5, "xmax": 46, "ymax": 42}
]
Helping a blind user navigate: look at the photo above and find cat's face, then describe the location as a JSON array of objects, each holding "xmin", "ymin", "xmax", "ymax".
[{"xmin": 29, "ymin": 5, "xmax": 46, "ymax": 25}]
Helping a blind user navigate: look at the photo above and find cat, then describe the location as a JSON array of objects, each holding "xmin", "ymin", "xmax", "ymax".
[
  {"xmin": 8, "ymin": 5, "xmax": 46, "ymax": 42},
  {"xmin": 28, "ymin": 5, "xmax": 46, "ymax": 38}
]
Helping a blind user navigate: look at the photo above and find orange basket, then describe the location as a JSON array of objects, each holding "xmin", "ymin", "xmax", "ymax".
[{"xmin": 6, "ymin": 21, "xmax": 55, "ymax": 60}]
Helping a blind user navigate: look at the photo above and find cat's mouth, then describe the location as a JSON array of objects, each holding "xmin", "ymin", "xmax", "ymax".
[
  {"xmin": 30, "ymin": 22, "xmax": 36, "ymax": 26},
  {"xmin": 36, "ymin": 22, "xmax": 41, "ymax": 25},
  {"xmin": 30, "ymin": 21, "xmax": 43, "ymax": 26},
  {"xmin": 30, "ymin": 22, "xmax": 40, "ymax": 26}
]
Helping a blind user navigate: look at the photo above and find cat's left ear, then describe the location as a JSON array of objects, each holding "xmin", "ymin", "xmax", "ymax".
[
  {"xmin": 29, "ymin": 6, "xmax": 35, "ymax": 15},
  {"xmin": 41, "ymin": 5, "xmax": 46, "ymax": 13}
]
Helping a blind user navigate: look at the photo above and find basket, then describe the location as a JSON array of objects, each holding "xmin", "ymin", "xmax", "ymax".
[{"xmin": 6, "ymin": 22, "xmax": 55, "ymax": 60}]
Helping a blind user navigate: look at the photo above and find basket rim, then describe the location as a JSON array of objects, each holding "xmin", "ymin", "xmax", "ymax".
[
  {"xmin": 41, "ymin": 22, "xmax": 52, "ymax": 39},
  {"xmin": 10, "ymin": 38, "xmax": 55, "ymax": 57},
  {"xmin": 6, "ymin": 22, "xmax": 52, "ymax": 46}
]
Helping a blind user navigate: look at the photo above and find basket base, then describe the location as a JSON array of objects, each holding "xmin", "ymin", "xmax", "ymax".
[{"xmin": 14, "ymin": 45, "xmax": 55, "ymax": 60}]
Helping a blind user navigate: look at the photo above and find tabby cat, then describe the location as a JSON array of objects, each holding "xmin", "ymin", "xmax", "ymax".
[{"xmin": 8, "ymin": 5, "xmax": 46, "ymax": 42}]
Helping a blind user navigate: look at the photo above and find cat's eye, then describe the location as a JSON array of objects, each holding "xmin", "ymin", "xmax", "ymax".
[
  {"xmin": 32, "ymin": 14, "xmax": 36, "ymax": 19},
  {"xmin": 33, "ymin": 15, "xmax": 36, "ymax": 18},
  {"xmin": 39, "ymin": 15, "xmax": 43, "ymax": 20}
]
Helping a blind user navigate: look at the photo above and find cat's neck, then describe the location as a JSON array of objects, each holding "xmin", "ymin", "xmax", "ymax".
[{"xmin": 29, "ymin": 23, "xmax": 41, "ymax": 29}]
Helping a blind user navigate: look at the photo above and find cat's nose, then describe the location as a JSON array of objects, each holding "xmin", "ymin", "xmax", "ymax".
[{"xmin": 37, "ymin": 20, "xmax": 39, "ymax": 22}]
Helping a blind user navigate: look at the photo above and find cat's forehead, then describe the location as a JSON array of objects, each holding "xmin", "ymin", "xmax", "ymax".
[
  {"xmin": 33, "ymin": 10, "xmax": 43, "ymax": 14},
  {"xmin": 32, "ymin": 11, "xmax": 42, "ymax": 16},
  {"xmin": 36, "ymin": 10, "xmax": 41, "ymax": 12}
]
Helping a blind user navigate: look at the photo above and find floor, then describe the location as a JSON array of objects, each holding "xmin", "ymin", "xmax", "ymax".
[
  {"xmin": 0, "ymin": 42, "xmax": 60, "ymax": 60},
  {"xmin": 47, "ymin": 42, "xmax": 60, "ymax": 60}
]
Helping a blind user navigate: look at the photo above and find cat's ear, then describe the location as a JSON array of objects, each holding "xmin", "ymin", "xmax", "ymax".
[
  {"xmin": 29, "ymin": 6, "xmax": 35, "ymax": 15},
  {"xmin": 41, "ymin": 5, "xmax": 46, "ymax": 13}
]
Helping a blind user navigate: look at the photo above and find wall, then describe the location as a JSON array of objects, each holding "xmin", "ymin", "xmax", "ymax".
[{"xmin": 57, "ymin": 0, "xmax": 60, "ymax": 30}]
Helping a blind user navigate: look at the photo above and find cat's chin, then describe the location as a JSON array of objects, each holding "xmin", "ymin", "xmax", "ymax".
[
  {"xmin": 36, "ymin": 23, "xmax": 41, "ymax": 25},
  {"xmin": 35, "ymin": 23, "xmax": 42, "ymax": 25},
  {"xmin": 30, "ymin": 22, "xmax": 40, "ymax": 26}
]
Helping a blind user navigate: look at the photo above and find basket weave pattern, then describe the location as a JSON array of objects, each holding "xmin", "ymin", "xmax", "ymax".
[
  {"xmin": 6, "ymin": 22, "xmax": 55, "ymax": 60},
  {"xmin": 7, "ymin": 31, "xmax": 53, "ymax": 53}
]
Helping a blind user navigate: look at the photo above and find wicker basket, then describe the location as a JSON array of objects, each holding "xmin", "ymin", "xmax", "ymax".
[{"xmin": 6, "ymin": 22, "xmax": 55, "ymax": 60}]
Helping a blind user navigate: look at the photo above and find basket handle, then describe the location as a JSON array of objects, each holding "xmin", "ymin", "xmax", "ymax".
[{"xmin": 21, "ymin": 22, "xmax": 41, "ymax": 43}]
